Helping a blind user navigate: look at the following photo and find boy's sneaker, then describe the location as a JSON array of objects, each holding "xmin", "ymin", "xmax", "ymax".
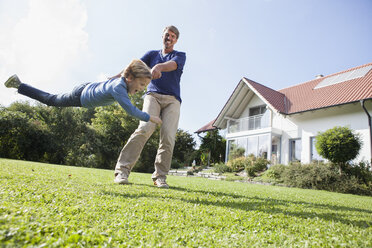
[
  {"xmin": 4, "ymin": 74, "xmax": 22, "ymax": 89},
  {"xmin": 153, "ymin": 178, "xmax": 169, "ymax": 188},
  {"xmin": 114, "ymin": 172, "xmax": 129, "ymax": 184}
]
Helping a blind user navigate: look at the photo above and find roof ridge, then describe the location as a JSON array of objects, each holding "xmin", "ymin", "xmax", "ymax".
[{"xmin": 243, "ymin": 77, "xmax": 286, "ymax": 96}]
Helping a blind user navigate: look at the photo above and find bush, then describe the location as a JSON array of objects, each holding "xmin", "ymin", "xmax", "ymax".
[
  {"xmin": 282, "ymin": 162, "xmax": 340, "ymax": 190},
  {"xmin": 275, "ymin": 161, "xmax": 372, "ymax": 196},
  {"xmin": 227, "ymin": 157, "xmax": 246, "ymax": 172},
  {"xmin": 171, "ymin": 159, "xmax": 183, "ymax": 169},
  {"xmin": 227, "ymin": 155, "xmax": 269, "ymax": 176},
  {"xmin": 245, "ymin": 156, "xmax": 269, "ymax": 177},
  {"xmin": 315, "ymin": 126, "xmax": 362, "ymax": 173},
  {"xmin": 213, "ymin": 162, "xmax": 232, "ymax": 174},
  {"xmin": 259, "ymin": 164, "xmax": 286, "ymax": 183}
]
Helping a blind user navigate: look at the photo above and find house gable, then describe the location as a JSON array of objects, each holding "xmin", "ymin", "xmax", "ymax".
[{"xmin": 213, "ymin": 62, "xmax": 372, "ymax": 130}]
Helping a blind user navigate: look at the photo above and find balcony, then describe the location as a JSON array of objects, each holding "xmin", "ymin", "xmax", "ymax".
[{"xmin": 228, "ymin": 114, "xmax": 270, "ymax": 133}]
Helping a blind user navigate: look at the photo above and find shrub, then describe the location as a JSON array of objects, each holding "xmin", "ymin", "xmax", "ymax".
[
  {"xmin": 315, "ymin": 126, "xmax": 362, "ymax": 173},
  {"xmin": 213, "ymin": 162, "xmax": 232, "ymax": 174},
  {"xmin": 171, "ymin": 159, "xmax": 183, "ymax": 169},
  {"xmin": 282, "ymin": 162, "xmax": 340, "ymax": 189},
  {"xmin": 227, "ymin": 157, "xmax": 246, "ymax": 172},
  {"xmin": 227, "ymin": 155, "xmax": 269, "ymax": 176},
  {"xmin": 245, "ymin": 156, "xmax": 269, "ymax": 177},
  {"xmin": 259, "ymin": 164, "xmax": 286, "ymax": 183}
]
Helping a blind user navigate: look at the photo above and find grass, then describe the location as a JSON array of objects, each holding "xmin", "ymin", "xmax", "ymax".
[{"xmin": 1, "ymin": 158, "xmax": 371, "ymax": 247}]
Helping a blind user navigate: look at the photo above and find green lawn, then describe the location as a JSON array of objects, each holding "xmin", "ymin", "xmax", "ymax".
[{"xmin": 1, "ymin": 158, "xmax": 371, "ymax": 247}]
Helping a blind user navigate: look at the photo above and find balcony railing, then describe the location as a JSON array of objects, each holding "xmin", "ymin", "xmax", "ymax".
[{"xmin": 228, "ymin": 114, "xmax": 270, "ymax": 133}]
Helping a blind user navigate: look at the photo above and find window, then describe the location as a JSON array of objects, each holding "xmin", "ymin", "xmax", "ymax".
[
  {"xmin": 310, "ymin": 137, "xmax": 324, "ymax": 162},
  {"xmin": 258, "ymin": 135, "xmax": 269, "ymax": 159},
  {"xmin": 249, "ymin": 106, "xmax": 266, "ymax": 116},
  {"xmin": 227, "ymin": 138, "xmax": 247, "ymax": 160},
  {"xmin": 271, "ymin": 135, "xmax": 281, "ymax": 165},
  {"xmin": 249, "ymin": 106, "xmax": 267, "ymax": 129},
  {"xmin": 227, "ymin": 134, "xmax": 270, "ymax": 161},
  {"xmin": 247, "ymin": 136, "xmax": 258, "ymax": 157},
  {"xmin": 289, "ymin": 138, "xmax": 301, "ymax": 162}
]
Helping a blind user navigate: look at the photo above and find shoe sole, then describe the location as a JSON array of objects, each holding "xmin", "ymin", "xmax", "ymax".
[
  {"xmin": 4, "ymin": 75, "xmax": 20, "ymax": 88},
  {"xmin": 153, "ymin": 181, "xmax": 169, "ymax": 188}
]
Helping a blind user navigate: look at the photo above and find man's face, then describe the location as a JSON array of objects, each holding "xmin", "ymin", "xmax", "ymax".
[
  {"xmin": 127, "ymin": 77, "xmax": 150, "ymax": 95},
  {"xmin": 162, "ymin": 29, "xmax": 178, "ymax": 49}
]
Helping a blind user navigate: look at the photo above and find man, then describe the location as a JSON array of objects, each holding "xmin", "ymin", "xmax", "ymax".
[{"xmin": 114, "ymin": 25, "xmax": 186, "ymax": 188}]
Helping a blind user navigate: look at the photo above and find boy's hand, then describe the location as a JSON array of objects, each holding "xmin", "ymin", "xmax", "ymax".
[
  {"xmin": 151, "ymin": 65, "xmax": 162, "ymax": 79},
  {"xmin": 150, "ymin": 115, "xmax": 162, "ymax": 125}
]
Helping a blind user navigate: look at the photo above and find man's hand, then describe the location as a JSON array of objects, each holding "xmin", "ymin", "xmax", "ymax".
[
  {"xmin": 149, "ymin": 115, "xmax": 162, "ymax": 125},
  {"xmin": 151, "ymin": 65, "xmax": 162, "ymax": 79}
]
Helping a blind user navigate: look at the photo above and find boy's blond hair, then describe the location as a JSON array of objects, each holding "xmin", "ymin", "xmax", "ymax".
[{"xmin": 123, "ymin": 59, "xmax": 152, "ymax": 79}]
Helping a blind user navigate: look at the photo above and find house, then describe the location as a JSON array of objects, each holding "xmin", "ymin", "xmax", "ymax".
[{"xmin": 196, "ymin": 63, "xmax": 372, "ymax": 165}]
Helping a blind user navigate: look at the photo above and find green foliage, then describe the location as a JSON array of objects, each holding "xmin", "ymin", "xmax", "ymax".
[
  {"xmin": 212, "ymin": 162, "xmax": 232, "ymax": 174},
  {"xmin": 257, "ymin": 161, "xmax": 372, "ymax": 196},
  {"xmin": 227, "ymin": 156, "xmax": 246, "ymax": 172},
  {"xmin": 0, "ymin": 108, "xmax": 52, "ymax": 161},
  {"xmin": 315, "ymin": 126, "xmax": 362, "ymax": 168},
  {"xmin": 244, "ymin": 155, "xmax": 269, "ymax": 177},
  {"xmin": 0, "ymin": 97, "xmax": 195, "ymax": 172},
  {"xmin": 259, "ymin": 164, "xmax": 286, "ymax": 183},
  {"xmin": 227, "ymin": 155, "xmax": 269, "ymax": 176},
  {"xmin": 171, "ymin": 159, "xmax": 183, "ymax": 169},
  {"xmin": 173, "ymin": 129, "xmax": 196, "ymax": 166},
  {"xmin": 1, "ymin": 159, "xmax": 372, "ymax": 247},
  {"xmin": 199, "ymin": 130, "xmax": 226, "ymax": 163},
  {"xmin": 200, "ymin": 151, "xmax": 209, "ymax": 166},
  {"xmin": 282, "ymin": 162, "xmax": 341, "ymax": 190},
  {"xmin": 228, "ymin": 143, "xmax": 245, "ymax": 161}
]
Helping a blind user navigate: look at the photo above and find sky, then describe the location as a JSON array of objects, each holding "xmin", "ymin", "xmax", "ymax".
[{"xmin": 1, "ymin": 0, "xmax": 371, "ymax": 141}]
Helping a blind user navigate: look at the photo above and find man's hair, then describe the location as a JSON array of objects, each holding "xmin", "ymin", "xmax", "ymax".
[
  {"xmin": 163, "ymin": 25, "xmax": 180, "ymax": 39},
  {"xmin": 123, "ymin": 59, "xmax": 152, "ymax": 79}
]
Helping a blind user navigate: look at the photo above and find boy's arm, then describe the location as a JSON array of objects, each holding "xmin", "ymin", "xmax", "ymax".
[{"xmin": 151, "ymin": 61, "xmax": 177, "ymax": 79}]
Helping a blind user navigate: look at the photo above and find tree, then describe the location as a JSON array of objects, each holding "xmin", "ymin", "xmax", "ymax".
[
  {"xmin": 0, "ymin": 108, "xmax": 52, "ymax": 161},
  {"xmin": 199, "ymin": 130, "xmax": 226, "ymax": 163},
  {"xmin": 173, "ymin": 129, "xmax": 196, "ymax": 166},
  {"xmin": 315, "ymin": 126, "xmax": 362, "ymax": 173}
]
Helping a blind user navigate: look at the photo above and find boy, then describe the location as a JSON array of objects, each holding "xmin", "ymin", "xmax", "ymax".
[{"xmin": 4, "ymin": 59, "xmax": 162, "ymax": 125}]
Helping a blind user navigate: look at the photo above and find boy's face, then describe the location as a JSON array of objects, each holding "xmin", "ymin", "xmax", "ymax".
[{"xmin": 127, "ymin": 77, "xmax": 150, "ymax": 95}]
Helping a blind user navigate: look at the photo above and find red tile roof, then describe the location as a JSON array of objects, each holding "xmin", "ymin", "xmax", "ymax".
[
  {"xmin": 243, "ymin": 79, "xmax": 287, "ymax": 113},
  {"xmin": 195, "ymin": 119, "xmax": 217, "ymax": 133},
  {"xmin": 249, "ymin": 62, "xmax": 372, "ymax": 114}
]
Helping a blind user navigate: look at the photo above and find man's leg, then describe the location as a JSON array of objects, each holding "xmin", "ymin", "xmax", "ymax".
[
  {"xmin": 152, "ymin": 95, "xmax": 180, "ymax": 182},
  {"xmin": 115, "ymin": 94, "xmax": 161, "ymax": 177}
]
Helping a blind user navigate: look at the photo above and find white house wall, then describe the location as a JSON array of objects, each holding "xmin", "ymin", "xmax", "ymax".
[
  {"xmin": 281, "ymin": 101, "xmax": 372, "ymax": 164},
  {"xmin": 241, "ymin": 95, "xmax": 265, "ymax": 118},
  {"xmin": 227, "ymin": 100, "xmax": 371, "ymax": 165}
]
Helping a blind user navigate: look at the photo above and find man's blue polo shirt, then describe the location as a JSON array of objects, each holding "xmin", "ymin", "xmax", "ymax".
[{"xmin": 141, "ymin": 50, "xmax": 186, "ymax": 103}]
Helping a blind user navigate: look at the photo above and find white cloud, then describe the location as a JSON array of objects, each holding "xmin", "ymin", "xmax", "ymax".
[{"xmin": 0, "ymin": 0, "xmax": 89, "ymax": 106}]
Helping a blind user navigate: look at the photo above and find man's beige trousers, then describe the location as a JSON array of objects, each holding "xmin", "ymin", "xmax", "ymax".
[{"xmin": 115, "ymin": 92, "xmax": 180, "ymax": 180}]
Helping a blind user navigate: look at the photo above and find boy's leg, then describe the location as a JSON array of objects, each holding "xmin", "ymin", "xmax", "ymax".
[
  {"xmin": 18, "ymin": 83, "xmax": 87, "ymax": 107},
  {"xmin": 151, "ymin": 95, "xmax": 180, "ymax": 182},
  {"xmin": 115, "ymin": 94, "xmax": 161, "ymax": 177}
]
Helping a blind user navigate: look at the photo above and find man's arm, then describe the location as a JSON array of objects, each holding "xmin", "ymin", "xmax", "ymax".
[{"xmin": 151, "ymin": 61, "xmax": 177, "ymax": 79}]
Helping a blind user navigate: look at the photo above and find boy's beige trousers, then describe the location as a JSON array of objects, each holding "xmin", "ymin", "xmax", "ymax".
[{"xmin": 115, "ymin": 92, "xmax": 180, "ymax": 180}]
